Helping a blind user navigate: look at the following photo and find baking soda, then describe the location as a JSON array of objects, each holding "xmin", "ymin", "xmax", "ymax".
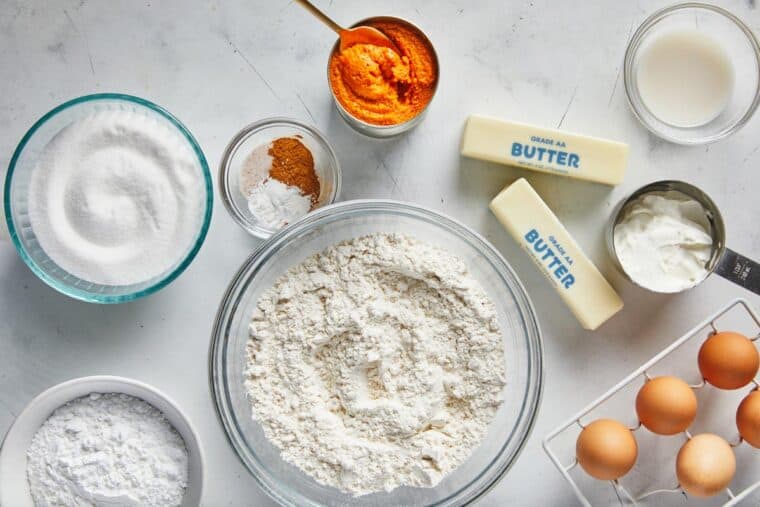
[{"xmin": 247, "ymin": 178, "xmax": 312, "ymax": 229}]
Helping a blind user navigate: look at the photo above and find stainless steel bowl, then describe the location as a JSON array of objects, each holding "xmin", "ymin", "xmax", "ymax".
[
  {"xmin": 609, "ymin": 180, "xmax": 760, "ymax": 296},
  {"xmin": 607, "ymin": 180, "xmax": 725, "ymax": 293}
]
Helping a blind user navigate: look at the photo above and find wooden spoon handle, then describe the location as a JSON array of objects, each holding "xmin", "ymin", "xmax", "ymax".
[{"xmin": 294, "ymin": 0, "xmax": 343, "ymax": 35}]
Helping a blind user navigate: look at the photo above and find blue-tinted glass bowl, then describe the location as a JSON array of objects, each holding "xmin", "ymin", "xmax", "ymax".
[{"xmin": 4, "ymin": 93, "xmax": 213, "ymax": 303}]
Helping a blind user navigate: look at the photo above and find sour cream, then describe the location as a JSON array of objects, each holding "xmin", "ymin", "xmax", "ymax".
[{"xmin": 613, "ymin": 192, "xmax": 714, "ymax": 293}]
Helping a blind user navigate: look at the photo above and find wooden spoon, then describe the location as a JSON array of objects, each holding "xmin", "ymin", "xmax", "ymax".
[{"xmin": 295, "ymin": 0, "xmax": 400, "ymax": 54}]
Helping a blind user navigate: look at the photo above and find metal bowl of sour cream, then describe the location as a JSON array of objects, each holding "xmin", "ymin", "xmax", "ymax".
[{"xmin": 608, "ymin": 180, "xmax": 760, "ymax": 296}]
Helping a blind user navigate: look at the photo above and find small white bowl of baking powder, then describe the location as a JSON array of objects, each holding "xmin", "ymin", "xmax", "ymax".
[{"xmin": 0, "ymin": 376, "xmax": 204, "ymax": 507}]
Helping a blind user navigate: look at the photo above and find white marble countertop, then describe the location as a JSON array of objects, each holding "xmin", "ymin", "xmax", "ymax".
[{"xmin": 1, "ymin": 0, "xmax": 759, "ymax": 505}]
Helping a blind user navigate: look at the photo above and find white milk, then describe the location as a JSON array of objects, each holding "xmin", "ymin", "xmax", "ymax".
[{"xmin": 636, "ymin": 30, "xmax": 734, "ymax": 127}]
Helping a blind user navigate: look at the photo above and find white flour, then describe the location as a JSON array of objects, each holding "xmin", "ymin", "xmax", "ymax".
[
  {"xmin": 28, "ymin": 110, "xmax": 205, "ymax": 286},
  {"xmin": 245, "ymin": 233, "xmax": 506, "ymax": 495},
  {"xmin": 27, "ymin": 393, "xmax": 189, "ymax": 507}
]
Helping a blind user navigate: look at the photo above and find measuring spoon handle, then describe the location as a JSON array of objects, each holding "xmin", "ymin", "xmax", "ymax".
[
  {"xmin": 714, "ymin": 248, "xmax": 760, "ymax": 296},
  {"xmin": 294, "ymin": 0, "xmax": 343, "ymax": 35}
]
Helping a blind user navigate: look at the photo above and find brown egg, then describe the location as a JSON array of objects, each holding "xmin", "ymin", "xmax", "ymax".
[
  {"xmin": 737, "ymin": 389, "xmax": 760, "ymax": 448},
  {"xmin": 698, "ymin": 331, "xmax": 759, "ymax": 389},
  {"xmin": 676, "ymin": 434, "xmax": 736, "ymax": 497},
  {"xmin": 636, "ymin": 376, "xmax": 697, "ymax": 435},
  {"xmin": 576, "ymin": 419, "xmax": 638, "ymax": 480}
]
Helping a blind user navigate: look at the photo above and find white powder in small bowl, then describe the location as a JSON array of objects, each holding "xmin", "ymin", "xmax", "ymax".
[
  {"xmin": 247, "ymin": 178, "xmax": 312, "ymax": 230},
  {"xmin": 28, "ymin": 110, "xmax": 206, "ymax": 286},
  {"xmin": 26, "ymin": 393, "xmax": 188, "ymax": 507},
  {"xmin": 238, "ymin": 139, "xmax": 316, "ymax": 231}
]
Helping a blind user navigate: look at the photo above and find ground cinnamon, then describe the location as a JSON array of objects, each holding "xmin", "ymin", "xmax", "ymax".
[{"xmin": 268, "ymin": 136, "xmax": 320, "ymax": 207}]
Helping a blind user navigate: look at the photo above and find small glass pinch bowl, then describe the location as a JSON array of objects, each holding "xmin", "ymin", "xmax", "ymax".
[
  {"xmin": 218, "ymin": 118, "xmax": 341, "ymax": 239},
  {"xmin": 0, "ymin": 376, "xmax": 204, "ymax": 507},
  {"xmin": 210, "ymin": 200, "xmax": 544, "ymax": 506},
  {"xmin": 3, "ymin": 93, "xmax": 213, "ymax": 303},
  {"xmin": 624, "ymin": 3, "xmax": 760, "ymax": 144}
]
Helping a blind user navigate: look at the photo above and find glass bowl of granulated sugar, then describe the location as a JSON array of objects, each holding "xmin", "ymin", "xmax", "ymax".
[
  {"xmin": 218, "ymin": 118, "xmax": 341, "ymax": 239},
  {"xmin": 210, "ymin": 200, "xmax": 544, "ymax": 506},
  {"xmin": 4, "ymin": 93, "xmax": 213, "ymax": 303}
]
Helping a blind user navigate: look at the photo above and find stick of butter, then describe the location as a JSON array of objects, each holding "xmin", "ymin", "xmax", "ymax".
[
  {"xmin": 462, "ymin": 115, "xmax": 628, "ymax": 185},
  {"xmin": 490, "ymin": 178, "xmax": 623, "ymax": 330}
]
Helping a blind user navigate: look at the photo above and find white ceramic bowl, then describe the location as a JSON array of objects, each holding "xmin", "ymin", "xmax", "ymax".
[{"xmin": 0, "ymin": 376, "xmax": 204, "ymax": 506}]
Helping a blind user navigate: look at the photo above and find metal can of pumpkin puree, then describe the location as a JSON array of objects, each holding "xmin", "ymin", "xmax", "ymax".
[{"xmin": 326, "ymin": 16, "xmax": 440, "ymax": 138}]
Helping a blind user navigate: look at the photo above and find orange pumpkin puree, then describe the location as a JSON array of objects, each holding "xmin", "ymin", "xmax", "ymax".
[{"xmin": 328, "ymin": 20, "xmax": 437, "ymax": 126}]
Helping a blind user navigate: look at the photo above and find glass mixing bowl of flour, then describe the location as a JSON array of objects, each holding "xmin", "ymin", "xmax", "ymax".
[
  {"xmin": 4, "ymin": 94, "xmax": 213, "ymax": 303},
  {"xmin": 210, "ymin": 200, "xmax": 544, "ymax": 506}
]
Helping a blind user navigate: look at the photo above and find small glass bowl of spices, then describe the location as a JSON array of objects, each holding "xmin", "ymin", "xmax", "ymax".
[
  {"xmin": 327, "ymin": 16, "xmax": 439, "ymax": 138},
  {"xmin": 219, "ymin": 118, "xmax": 341, "ymax": 238}
]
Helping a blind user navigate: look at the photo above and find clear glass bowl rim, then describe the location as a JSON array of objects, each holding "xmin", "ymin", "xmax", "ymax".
[
  {"xmin": 208, "ymin": 199, "xmax": 544, "ymax": 506},
  {"xmin": 217, "ymin": 117, "xmax": 342, "ymax": 238},
  {"xmin": 3, "ymin": 92, "xmax": 214, "ymax": 303},
  {"xmin": 623, "ymin": 2, "xmax": 760, "ymax": 145}
]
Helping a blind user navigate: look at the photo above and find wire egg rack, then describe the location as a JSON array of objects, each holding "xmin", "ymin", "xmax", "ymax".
[{"xmin": 543, "ymin": 298, "xmax": 760, "ymax": 506}]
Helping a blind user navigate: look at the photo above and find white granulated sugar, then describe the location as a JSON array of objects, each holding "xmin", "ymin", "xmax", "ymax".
[
  {"xmin": 245, "ymin": 233, "xmax": 506, "ymax": 495},
  {"xmin": 247, "ymin": 178, "xmax": 312, "ymax": 229},
  {"xmin": 27, "ymin": 393, "xmax": 189, "ymax": 507},
  {"xmin": 28, "ymin": 110, "xmax": 205, "ymax": 286}
]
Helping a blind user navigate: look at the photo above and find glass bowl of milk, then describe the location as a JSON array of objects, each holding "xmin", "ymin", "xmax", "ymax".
[
  {"xmin": 624, "ymin": 3, "xmax": 760, "ymax": 144},
  {"xmin": 4, "ymin": 94, "xmax": 213, "ymax": 303}
]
